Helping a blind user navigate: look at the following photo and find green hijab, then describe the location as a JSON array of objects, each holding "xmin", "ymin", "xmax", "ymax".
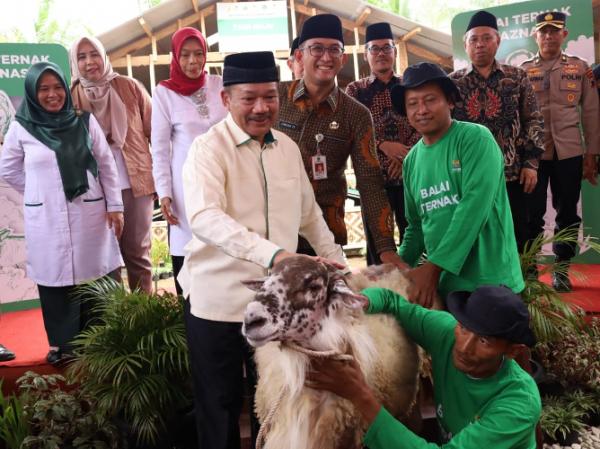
[{"xmin": 16, "ymin": 62, "xmax": 97, "ymax": 201}]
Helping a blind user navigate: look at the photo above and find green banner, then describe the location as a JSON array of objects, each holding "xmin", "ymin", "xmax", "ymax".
[
  {"xmin": 451, "ymin": 0, "xmax": 595, "ymax": 69},
  {"xmin": 451, "ymin": 0, "xmax": 600, "ymax": 263},
  {"xmin": 0, "ymin": 43, "xmax": 70, "ymax": 97}
]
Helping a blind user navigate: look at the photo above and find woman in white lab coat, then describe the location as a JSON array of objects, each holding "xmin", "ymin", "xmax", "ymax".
[
  {"xmin": 152, "ymin": 27, "xmax": 227, "ymax": 295},
  {"xmin": 0, "ymin": 62, "xmax": 123, "ymax": 365}
]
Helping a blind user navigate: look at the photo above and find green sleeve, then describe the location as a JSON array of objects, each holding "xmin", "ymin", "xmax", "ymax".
[
  {"xmin": 398, "ymin": 156, "xmax": 425, "ymax": 266},
  {"xmin": 427, "ymin": 126, "xmax": 503, "ymax": 275},
  {"xmin": 364, "ymin": 287, "xmax": 455, "ymax": 354},
  {"xmin": 364, "ymin": 389, "xmax": 540, "ymax": 449}
]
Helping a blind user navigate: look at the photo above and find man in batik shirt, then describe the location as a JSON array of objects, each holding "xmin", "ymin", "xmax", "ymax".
[
  {"xmin": 346, "ymin": 22, "xmax": 420, "ymax": 265},
  {"xmin": 450, "ymin": 10, "xmax": 544, "ymax": 256}
]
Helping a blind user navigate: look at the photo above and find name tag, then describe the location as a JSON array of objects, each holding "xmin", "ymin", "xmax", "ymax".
[
  {"xmin": 279, "ymin": 121, "xmax": 298, "ymax": 130},
  {"xmin": 311, "ymin": 155, "xmax": 328, "ymax": 180}
]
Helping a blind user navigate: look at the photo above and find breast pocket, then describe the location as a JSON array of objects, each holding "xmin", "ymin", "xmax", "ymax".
[{"xmin": 559, "ymin": 78, "xmax": 582, "ymax": 105}]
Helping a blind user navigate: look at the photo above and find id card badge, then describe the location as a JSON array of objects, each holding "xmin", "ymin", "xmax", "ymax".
[{"xmin": 312, "ymin": 154, "xmax": 328, "ymax": 180}]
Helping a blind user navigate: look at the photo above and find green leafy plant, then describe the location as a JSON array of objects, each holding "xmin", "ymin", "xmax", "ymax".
[
  {"xmin": 563, "ymin": 388, "xmax": 600, "ymax": 420},
  {"xmin": 534, "ymin": 318, "xmax": 600, "ymax": 391},
  {"xmin": 520, "ymin": 228, "xmax": 590, "ymax": 343},
  {"xmin": 15, "ymin": 371, "xmax": 121, "ymax": 449},
  {"xmin": 68, "ymin": 278, "xmax": 191, "ymax": 446},
  {"xmin": 540, "ymin": 399, "xmax": 586, "ymax": 443},
  {"xmin": 0, "ymin": 379, "xmax": 29, "ymax": 449}
]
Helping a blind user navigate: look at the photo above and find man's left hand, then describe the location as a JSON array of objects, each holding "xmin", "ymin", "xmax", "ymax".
[
  {"xmin": 379, "ymin": 251, "xmax": 409, "ymax": 270},
  {"xmin": 406, "ymin": 262, "xmax": 441, "ymax": 309},
  {"xmin": 306, "ymin": 357, "xmax": 381, "ymax": 425},
  {"xmin": 519, "ymin": 168, "xmax": 538, "ymax": 193},
  {"xmin": 583, "ymin": 154, "xmax": 598, "ymax": 186}
]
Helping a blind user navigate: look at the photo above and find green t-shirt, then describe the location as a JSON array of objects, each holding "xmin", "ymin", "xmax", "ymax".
[
  {"xmin": 400, "ymin": 120, "xmax": 524, "ymax": 297},
  {"xmin": 363, "ymin": 287, "xmax": 541, "ymax": 449}
]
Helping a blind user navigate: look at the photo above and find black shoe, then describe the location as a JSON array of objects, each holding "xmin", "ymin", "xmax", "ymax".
[
  {"xmin": 47, "ymin": 349, "xmax": 62, "ymax": 365},
  {"xmin": 552, "ymin": 271, "xmax": 572, "ymax": 292},
  {"xmin": 0, "ymin": 344, "xmax": 15, "ymax": 362}
]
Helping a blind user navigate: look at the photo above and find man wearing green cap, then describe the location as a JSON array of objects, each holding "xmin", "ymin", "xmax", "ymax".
[{"xmin": 522, "ymin": 12, "xmax": 600, "ymax": 292}]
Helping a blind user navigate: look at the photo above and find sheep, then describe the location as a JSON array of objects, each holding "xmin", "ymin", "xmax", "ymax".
[{"xmin": 242, "ymin": 256, "xmax": 424, "ymax": 449}]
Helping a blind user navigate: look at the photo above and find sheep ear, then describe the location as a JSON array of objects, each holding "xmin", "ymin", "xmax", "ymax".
[
  {"xmin": 241, "ymin": 278, "xmax": 267, "ymax": 292},
  {"xmin": 330, "ymin": 279, "xmax": 368, "ymax": 310}
]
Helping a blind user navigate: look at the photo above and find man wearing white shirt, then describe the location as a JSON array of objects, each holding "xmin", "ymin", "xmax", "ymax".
[{"xmin": 179, "ymin": 51, "xmax": 345, "ymax": 449}]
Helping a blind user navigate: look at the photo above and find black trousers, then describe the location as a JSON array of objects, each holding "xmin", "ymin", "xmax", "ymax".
[
  {"xmin": 185, "ymin": 313, "xmax": 259, "ymax": 449},
  {"xmin": 364, "ymin": 184, "xmax": 407, "ymax": 266},
  {"xmin": 505, "ymin": 180, "xmax": 532, "ymax": 254},
  {"xmin": 37, "ymin": 282, "xmax": 98, "ymax": 352},
  {"xmin": 172, "ymin": 255, "xmax": 184, "ymax": 296},
  {"xmin": 529, "ymin": 155, "xmax": 583, "ymax": 261}
]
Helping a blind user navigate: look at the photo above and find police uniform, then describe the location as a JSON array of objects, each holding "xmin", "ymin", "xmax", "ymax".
[{"xmin": 521, "ymin": 12, "xmax": 600, "ymax": 290}]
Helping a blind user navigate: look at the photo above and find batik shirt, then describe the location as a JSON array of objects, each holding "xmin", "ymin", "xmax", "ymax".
[
  {"xmin": 275, "ymin": 79, "xmax": 396, "ymax": 254},
  {"xmin": 450, "ymin": 62, "xmax": 544, "ymax": 182},
  {"xmin": 346, "ymin": 74, "xmax": 421, "ymax": 186}
]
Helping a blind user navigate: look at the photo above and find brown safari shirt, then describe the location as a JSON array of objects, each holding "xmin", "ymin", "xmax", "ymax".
[
  {"xmin": 521, "ymin": 52, "xmax": 600, "ymax": 160},
  {"xmin": 275, "ymin": 80, "xmax": 395, "ymax": 254},
  {"xmin": 450, "ymin": 62, "xmax": 544, "ymax": 182}
]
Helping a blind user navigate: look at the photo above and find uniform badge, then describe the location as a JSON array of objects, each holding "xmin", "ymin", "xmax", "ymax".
[
  {"xmin": 545, "ymin": 13, "xmax": 553, "ymax": 21},
  {"xmin": 329, "ymin": 121, "xmax": 339, "ymax": 130},
  {"xmin": 451, "ymin": 160, "xmax": 461, "ymax": 172},
  {"xmin": 567, "ymin": 93, "xmax": 576, "ymax": 102}
]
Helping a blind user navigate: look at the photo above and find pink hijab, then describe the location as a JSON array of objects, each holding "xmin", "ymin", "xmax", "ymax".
[
  {"xmin": 160, "ymin": 27, "xmax": 207, "ymax": 96},
  {"xmin": 69, "ymin": 36, "xmax": 128, "ymax": 149}
]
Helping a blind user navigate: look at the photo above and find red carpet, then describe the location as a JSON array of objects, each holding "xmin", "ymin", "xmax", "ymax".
[{"xmin": 1, "ymin": 267, "xmax": 598, "ymax": 396}]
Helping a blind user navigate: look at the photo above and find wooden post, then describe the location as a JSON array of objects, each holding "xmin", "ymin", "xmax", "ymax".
[
  {"xmin": 200, "ymin": 11, "xmax": 207, "ymax": 37},
  {"xmin": 353, "ymin": 27, "xmax": 360, "ymax": 81},
  {"xmin": 126, "ymin": 54, "xmax": 133, "ymax": 77},
  {"xmin": 397, "ymin": 41, "xmax": 408, "ymax": 75},
  {"xmin": 289, "ymin": 0, "xmax": 297, "ymax": 38},
  {"xmin": 149, "ymin": 55, "xmax": 156, "ymax": 91}
]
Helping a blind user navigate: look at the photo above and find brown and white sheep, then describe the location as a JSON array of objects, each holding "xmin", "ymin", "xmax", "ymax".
[{"xmin": 242, "ymin": 256, "xmax": 423, "ymax": 449}]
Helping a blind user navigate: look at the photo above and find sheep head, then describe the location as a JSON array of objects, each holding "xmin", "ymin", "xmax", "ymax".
[{"xmin": 242, "ymin": 256, "xmax": 366, "ymax": 348}]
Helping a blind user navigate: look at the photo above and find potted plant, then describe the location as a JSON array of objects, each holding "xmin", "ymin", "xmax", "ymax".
[
  {"xmin": 519, "ymin": 228, "xmax": 589, "ymax": 344},
  {"xmin": 68, "ymin": 278, "xmax": 193, "ymax": 448},
  {"xmin": 540, "ymin": 400, "xmax": 585, "ymax": 446},
  {"xmin": 0, "ymin": 380, "xmax": 29, "ymax": 449},
  {"xmin": 564, "ymin": 388, "xmax": 600, "ymax": 427},
  {"xmin": 534, "ymin": 318, "xmax": 600, "ymax": 392},
  {"xmin": 8, "ymin": 371, "xmax": 122, "ymax": 448}
]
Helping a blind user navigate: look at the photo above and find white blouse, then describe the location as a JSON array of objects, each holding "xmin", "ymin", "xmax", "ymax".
[{"xmin": 151, "ymin": 75, "xmax": 228, "ymax": 256}]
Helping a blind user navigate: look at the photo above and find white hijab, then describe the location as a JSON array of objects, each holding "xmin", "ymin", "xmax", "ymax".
[{"xmin": 70, "ymin": 36, "xmax": 128, "ymax": 149}]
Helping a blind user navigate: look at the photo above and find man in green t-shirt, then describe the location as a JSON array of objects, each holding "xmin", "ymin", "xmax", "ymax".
[
  {"xmin": 307, "ymin": 285, "xmax": 541, "ymax": 449},
  {"xmin": 386, "ymin": 62, "xmax": 523, "ymax": 307}
]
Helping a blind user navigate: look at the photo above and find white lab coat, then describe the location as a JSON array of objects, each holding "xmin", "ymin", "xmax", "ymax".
[
  {"xmin": 0, "ymin": 115, "xmax": 123, "ymax": 287},
  {"xmin": 151, "ymin": 75, "xmax": 227, "ymax": 256}
]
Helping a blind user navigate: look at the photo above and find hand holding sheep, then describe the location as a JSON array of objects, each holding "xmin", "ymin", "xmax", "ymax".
[{"xmin": 306, "ymin": 357, "xmax": 382, "ymax": 426}]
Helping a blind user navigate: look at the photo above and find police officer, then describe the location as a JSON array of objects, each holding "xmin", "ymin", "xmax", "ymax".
[{"xmin": 522, "ymin": 12, "xmax": 599, "ymax": 292}]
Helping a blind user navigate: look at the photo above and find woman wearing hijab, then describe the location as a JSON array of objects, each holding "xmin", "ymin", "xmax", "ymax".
[
  {"xmin": 152, "ymin": 27, "xmax": 227, "ymax": 295},
  {"xmin": 70, "ymin": 36, "xmax": 154, "ymax": 294},
  {"xmin": 0, "ymin": 62, "xmax": 123, "ymax": 365}
]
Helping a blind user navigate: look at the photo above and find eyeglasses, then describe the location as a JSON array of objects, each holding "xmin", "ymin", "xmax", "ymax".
[
  {"xmin": 302, "ymin": 44, "xmax": 345, "ymax": 58},
  {"xmin": 367, "ymin": 44, "xmax": 395, "ymax": 55}
]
